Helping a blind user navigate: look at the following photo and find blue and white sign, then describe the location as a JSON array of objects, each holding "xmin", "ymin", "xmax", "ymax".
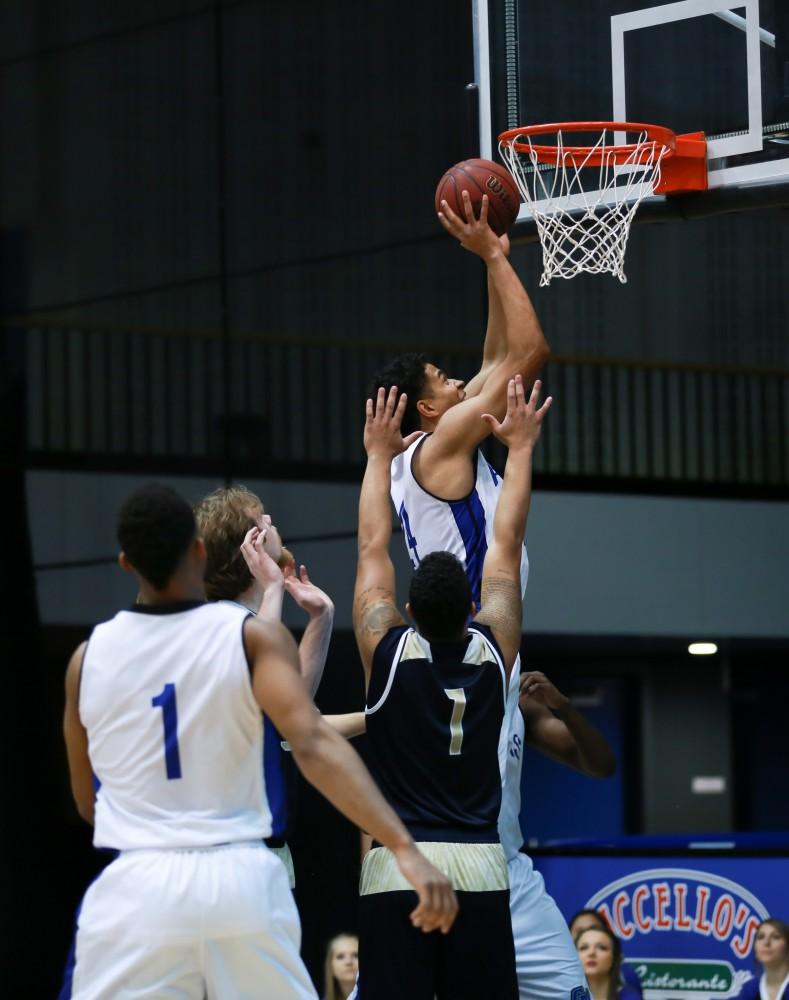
[{"xmin": 533, "ymin": 849, "xmax": 788, "ymax": 1000}]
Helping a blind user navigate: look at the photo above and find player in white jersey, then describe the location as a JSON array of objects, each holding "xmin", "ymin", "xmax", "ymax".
[
  {"xmin": 503, "ymin": 669, "xmax": 617, "ymax": 1000},
  {"xmin": 373, "ymin": 200, "xmax": 614, "ymax": 999},
  {"xmin": 372, "ymin": 192, "xmax": 548, "ymax": 601},
  {"xmin": 194, "ymin": 485, "xmax": 363, "ymax": 889},
  {"xmin": 62, "ymin": 484, "xmax": 457, "ymax": 999}
]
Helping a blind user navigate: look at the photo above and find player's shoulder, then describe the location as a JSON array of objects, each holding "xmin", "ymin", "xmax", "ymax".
[{"xmin": 467, "ymin": 621, "xmax": 505, "ymax": 663}]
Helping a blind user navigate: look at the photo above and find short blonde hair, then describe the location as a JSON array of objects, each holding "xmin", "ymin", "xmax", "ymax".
[{"xmin": 194, "ymin": 485, "xmax": 293, "ymax": 601}]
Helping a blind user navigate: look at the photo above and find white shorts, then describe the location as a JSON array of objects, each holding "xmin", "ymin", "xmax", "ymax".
[
  {"xmin": 68, "ymin": 842, "xmax": 317, "ymax": 1000},
  {"xmin": 509, "ymin": 852, "xmax": 589, "ymax": 1000}
]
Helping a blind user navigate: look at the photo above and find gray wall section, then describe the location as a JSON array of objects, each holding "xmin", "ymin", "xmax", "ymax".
[
  {"xmin": 28, "ymin": 470, "xmax": 789, "ymax": 635},
  {"xmin": 641, "ymin": 661, "xmax": 733, "ymax": 833}
]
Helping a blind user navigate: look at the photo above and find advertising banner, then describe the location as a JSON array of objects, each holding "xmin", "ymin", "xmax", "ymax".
[{"xmin": 533, "ymin": 852, "xmax": 788, "ymax": 1000}]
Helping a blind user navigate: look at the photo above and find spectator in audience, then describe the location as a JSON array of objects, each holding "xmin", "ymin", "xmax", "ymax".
[
  {"xmin": 322, "ymin": 933, "xmax": 359, "ymax": 1000},
  {"xmin": 734, "ymin": 919, "xmax": 789, "ymax": 1000},
  {"xmin": 569, "ymin": 909, "xmax": 609, "ymax": 941},
  {"xmin": 570, "ymin": 909, "xmax": 643, "ymax": 997},
  {"xmin": 575, "ymin": 926, "xmax": 641, "ymax": 1000}
]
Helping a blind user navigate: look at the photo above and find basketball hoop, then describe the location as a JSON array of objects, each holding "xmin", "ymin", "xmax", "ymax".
[{"xmin": 498, "ymin": 122, "xmax": 707, "ymax": 285}]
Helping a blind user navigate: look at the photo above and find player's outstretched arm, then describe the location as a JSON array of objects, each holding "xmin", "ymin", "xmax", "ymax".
[
  {"xmin": 63, "ymin": 643, "xmax": 95, "ymax": 825},
  {"xmin": 519, "ymin": 671, "xmax": 616, "ymax": 778},
  {"xmin": 322, "ymin": 712, "xmax": 366, "ymax": 739},
  {"xmin": 436, "ymin": 192, "xmax": 549, "ymax": 428},
  {"xmin": 284, "ymin": 562, "xmax": 335, "ymax": 697},
  {"xmin": 353, "ymin": 387, "xmax": 420, "ymax": 679},
  {"xmin": 474, "ymin": 376, "xmax": 552, "ymax": 671},
  {"xmin": 245, "ymin": 618, "xmax": 458, "ymax": 933}
]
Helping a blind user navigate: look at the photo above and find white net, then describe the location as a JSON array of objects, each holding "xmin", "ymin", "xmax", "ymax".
[{"xmin": 499, "ymin": 127, "xmax": 669, "ymax": 285}]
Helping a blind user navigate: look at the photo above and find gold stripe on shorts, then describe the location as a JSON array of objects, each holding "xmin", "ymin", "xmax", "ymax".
[{"xmin": 360, "ymin": 841, "xmax": 508, "ymax": 895}]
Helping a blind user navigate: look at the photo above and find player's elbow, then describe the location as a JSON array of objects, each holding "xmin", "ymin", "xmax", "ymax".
[
  {"xmin": 588, "ymin": 754, "xmax": 617, "ymax": 779},
  {"xmin": 286, "ymin": 712, "xmax": 331, "ymax": 768},
  {"xmin": 74, "ymin": 793, "xmax": 95, "ymax": 826}
]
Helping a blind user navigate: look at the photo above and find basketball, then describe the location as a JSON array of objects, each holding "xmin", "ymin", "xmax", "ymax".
[{"xmin": 434, "ymin": 158, "xmax": 521, "ymax": 236}]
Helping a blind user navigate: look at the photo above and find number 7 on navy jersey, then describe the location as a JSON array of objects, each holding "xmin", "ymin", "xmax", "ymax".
[{"xmin": 152, "ymin": 683, "xmax": 183, "ymax": 779}]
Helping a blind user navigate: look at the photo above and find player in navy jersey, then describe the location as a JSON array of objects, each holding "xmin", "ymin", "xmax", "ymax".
[
  {"xmin": 372, "ymin": 192, "xmax": 549, "ymax": 603},
  {"xmin": 62, "ymin": 484, "xmax": 456, "ymax": 999},
  {"xmin": 350, "ymin": 377, "xmax": 551, "ymax": 1000}
]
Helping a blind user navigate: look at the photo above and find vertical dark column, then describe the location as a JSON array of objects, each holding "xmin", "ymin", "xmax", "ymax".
[
  {"xmin": 212, "ymin": 0, "xmax": 233, "ymax": 487},
  {"xmin": 0, "ymin": 231, "xmax": 62, "ymax": 989}
]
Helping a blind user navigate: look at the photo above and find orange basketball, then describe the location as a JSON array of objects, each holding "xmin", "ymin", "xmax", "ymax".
[{"xmin": 435, "ymin": 158, "xmax": 521, "ymax": 236}]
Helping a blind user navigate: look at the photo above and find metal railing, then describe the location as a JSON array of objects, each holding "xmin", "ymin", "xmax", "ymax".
[{"xmin": 12, "ymin": 319, "xmax": 789, "ymax": 494}]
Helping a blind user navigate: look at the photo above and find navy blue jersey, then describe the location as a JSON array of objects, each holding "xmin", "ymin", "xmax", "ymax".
[{"xmin": 365, "ymin": 623, "xmax": 507, "ymax": 842}]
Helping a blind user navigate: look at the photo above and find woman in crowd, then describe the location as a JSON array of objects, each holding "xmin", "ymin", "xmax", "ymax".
[
  {"xmin": 575, "ymin": 925, "xmax": 642, "ymax": 1000},
  {"xmin": 322, "ymin": 933, "xmax": 359, "ymax": 1000},
  {"xmin": 569, "ymin": 909, "xmax": 642, "ymax": 997},
  {"xmin": 735, "ymin": 919, "xmax": 789, "ymax": 1000}
]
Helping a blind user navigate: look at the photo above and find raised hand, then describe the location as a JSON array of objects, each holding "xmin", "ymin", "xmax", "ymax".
[
  {"xmin": 240, "ymin": 526, "xmax": 284, "ymax": 591},
  {"xmin": 437, "ymin": 190, "xmax": 503, "ymax": 260},
  {"xmin": 481, "ymin": 375, "xmax": 552, "ymax": 450},
  {"xmin": 519, "ymin": 670, "xmax": 569, "ymax": 713},
  {"xmin": 283, "ymin": 562, "xmax": 334, "ymax": 620},
  {"xmin": 364, "ymin": 386, "xmax": 423, "ymax": 460}
]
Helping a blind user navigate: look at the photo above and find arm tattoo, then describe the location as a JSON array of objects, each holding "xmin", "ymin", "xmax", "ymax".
[
  {"xmin": 361, "ymin": 601, "xmax": 403, "ymax": 637},
  {"xmin": 476, "ymin": 575, "xmax": 522, "ymax": 643}
]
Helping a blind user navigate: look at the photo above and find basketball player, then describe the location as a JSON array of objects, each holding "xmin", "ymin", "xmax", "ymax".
[
  {"xmin": 194, "ymin": 486, "xmax": 364, "ymax": 888},
  {"xmin": 371, "ymin": 191, "xmax": 549, "ymax": 608},
  {"xmin": 351, "ymin": 376, "xmax": 550, "ymax": 999},
  {"xmin": 374, "ymin": 199, "xmax": 595, "ymax": 1000},
  {"xmin": 507, "ymin": 669, "xmax": 617, "ymax": 999},
  {"xmin": 62, "ymin": 484, "xmax": 456, "ymax": 999}
]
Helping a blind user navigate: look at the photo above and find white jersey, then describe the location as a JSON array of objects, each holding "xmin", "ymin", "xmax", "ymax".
[
  {"xmin": 391, "ymin": 433, "xmax": 529, "ymax": 608},
  {"xmin": 391, "ymin": 432, "xmax": 528, "ymax": 858},
  {"xmin": 80, "ymin": 600, "xmax": 271, "ymax": 850},
  {"xmin": 498, "ymin": 666, "xmax": 527, "ymax": 859}
]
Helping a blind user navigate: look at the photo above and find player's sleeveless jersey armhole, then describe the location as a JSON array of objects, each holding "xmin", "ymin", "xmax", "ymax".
[
  {"xmin": 238, "ymin": 612, "xmax": 256, "ymax": 678},
  {"xmin": 76, "ymin": 632, "xmax": 95, "ymax": 723},
  {"xmin": 366, "ymin": 625, "xmax": 410, "ymax": 714},
  {"xmin": 467, "ymin": 622, "xmax": 508, "ymax": 704}
]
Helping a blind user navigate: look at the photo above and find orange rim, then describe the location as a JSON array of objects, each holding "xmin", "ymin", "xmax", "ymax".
[{"xmin": 499, "ymin": 121, "xmax": 677, "ymax": 166}]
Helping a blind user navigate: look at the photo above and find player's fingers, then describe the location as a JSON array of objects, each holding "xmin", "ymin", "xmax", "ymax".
[
  {"xmin": 528, "ymin": 378, "xmax": 542, "ymax": 408},
  {"xmin": 479, "ymin": 193, "xmax": 489, "ymax": 225},
  {"xmin": 385, "ymin": 384, "xmax": 399, "ymax": 417},
  {"xmin": 365, "ymin": 397, "xmax": 373, "ymax": 422},
  {"xmin": 439, "ymin": 198, "xmax": 461, "ymax": 226},
  {"xmin": 402, "ymin": 430, "xmax": 423, "ymax": 449},
  {"xmin": 240, "ymin": 526, "xmax": 258, "ymax": 552},
  {"xmin": 537, "ymin": 394, "xmax": 553, "ymax": 417},
  {"xmin": 299, "ymin": 564, "xmax": 310, "ymax": 584},
  {"xmin": 394, "ymin": 391, "xmax": 409, "ymax": 422},
  {"xmin": 480, "ymin": 413, "xmax": 500, "ymax": 433},
  {"xmin": 443, "ymin": 885, "xmax": 459, "ymax": 933},
  {"xmin": 375, "ymin": 385, "xmax": 386, "ymax": 417},
  {"xmin": 460, "ymin": 189, "xmax": 476, "ymax": 225}
]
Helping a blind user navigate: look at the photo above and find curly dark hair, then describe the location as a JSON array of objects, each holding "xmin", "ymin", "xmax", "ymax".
[
  {"xmin": 370, "ymin": 352, "xmax": 430, "ymax": 435},
  {"xmin": 408, "ymin": 551, "xmax": 472, "ymax": 640},
  {"xmin": 116, "ymin": 484, "xmax": 196, "ymax": 590}
]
